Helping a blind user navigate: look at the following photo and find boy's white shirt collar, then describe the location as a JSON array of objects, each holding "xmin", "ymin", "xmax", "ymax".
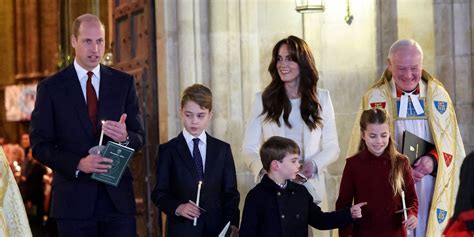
[{"xmin": 182, "ymin": 129, "xmax": 207, "ymax": 145}]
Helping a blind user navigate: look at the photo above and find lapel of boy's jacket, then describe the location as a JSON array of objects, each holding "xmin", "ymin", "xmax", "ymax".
[
  {"xmin": 175, "ymin": 133, "xmax": 200, "ymax": 182},
  {"xmin": 203, "ymin": 133, "xmax": 218, "ymax": 182}
]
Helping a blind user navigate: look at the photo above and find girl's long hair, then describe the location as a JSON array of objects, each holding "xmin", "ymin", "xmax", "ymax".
[
  {"xmin": 358, "ymin": 108, "xmax": 407, "ymax": 196},
  {"xmin": 261, "ymin": 35, "xmax": 322, "ymax": 131}
]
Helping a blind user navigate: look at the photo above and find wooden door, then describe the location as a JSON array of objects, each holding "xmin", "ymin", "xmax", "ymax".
[{"xmin": 111, "ymin": 0, "xmax": 159, "ymax": 236}]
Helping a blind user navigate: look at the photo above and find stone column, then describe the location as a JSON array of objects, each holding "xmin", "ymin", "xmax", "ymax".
[
  {"xmin": 434, "ymin": 0, "xmax": 473, "ymax": 152},
  {"xmin": 240, "ymin": 0, "xmax": 261, "ymax": 122},
  {"xmin": 40, "ymin": 0, "xmax": 59, "ymax": 76},
  {"xmin": 24, "ymin": 0, "xmax": 41, "ymax": 78},
  {"xmin": 209, "ymin": 0, "xmax": 244, "ymax": 144},
  {"xmin": 375, "ymin": 0, "xmax": 398, "ymax": 75},
  {"xmin": 397, "ymin": 0, "xmax": 436, "ymax": 73},
  {"xmin": 177, "ymin": 0, "xmax": 203, "ymax": 90},
  {"xmin": 14, "ymin": 0, "xmax": 26, "ymax": 79},
  {"xmin": 452, "ymin": 0, "xmax": 473, "ymax": 153},
  {"xmin": 161, "ymin": 0, "xmax": 211, "ymax": 138},
  {"xmin": 161, "ymin": 0, "xmax": 180, "ymax": 138}
]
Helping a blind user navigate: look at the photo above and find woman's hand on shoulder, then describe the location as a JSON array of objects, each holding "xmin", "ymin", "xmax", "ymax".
[{"xmin": 300, "ymin": 161, "xmax": 316, "ymax": 179}]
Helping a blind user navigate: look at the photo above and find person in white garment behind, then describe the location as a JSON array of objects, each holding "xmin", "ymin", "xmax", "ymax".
[
  {"xmin": 242, "ymin": 35, "xmax": 340, "ymax": 237},
  {"xmin": 347, "ymin": 39, "xmax": 466, "ymax": 236}
]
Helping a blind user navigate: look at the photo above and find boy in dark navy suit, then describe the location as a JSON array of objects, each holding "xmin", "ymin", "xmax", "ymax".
[{"xmin": 152, "ymin": 84, "xmax": 239, "ymax": 237}]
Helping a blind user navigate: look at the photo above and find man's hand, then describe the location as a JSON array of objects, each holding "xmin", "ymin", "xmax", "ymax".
[
  {"xmin": 412, "ymin": 155, "xmax": 434, "ymax": 182},
  {"xmin": 77, "ymin": 154, "xmax": 113, "ymax": 173},
  {"xmin": 175, "ymin": 203, "xmax": 201, "ymax": 220},
  {"xmin": 230, "ymin": 225, "xmax": 239, "ymax": 237},
  {"xmin": 102, "ymin": 113, "xmax": 128, "ymax": 143},
  {"xmin": 403, "ymin": 215, "xmax": 417, "ymax": 230},
  {"xmin": 350, "ymin": 202, "xmax": 367, "ymax": 219},
  {"xmin": 300, "ymin": 161, "xmax": 316, "ymax": 179}
]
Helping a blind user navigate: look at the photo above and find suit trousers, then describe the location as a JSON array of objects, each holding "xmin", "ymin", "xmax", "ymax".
[{"xmin": 56, "ymin": 184, "xmax": 136, "ymax": 237}]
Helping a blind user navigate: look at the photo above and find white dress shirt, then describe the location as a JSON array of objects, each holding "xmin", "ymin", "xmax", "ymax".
[
  {"xmin": 74, "ymin": 60, "xmax": 101, "ymax": 102},
  {"xmin": 182, "ymin": 129, "xmax": 207, "ymax": 172}
]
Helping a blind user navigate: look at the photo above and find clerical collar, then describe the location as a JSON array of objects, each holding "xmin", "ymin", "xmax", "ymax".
[
  {"xmin": 396, "ymin": 83, "xmax": 424, "ymax": 118},
  {"xmin": 396, "ymin": 85, "xmax": 420, "ymax": 97}
]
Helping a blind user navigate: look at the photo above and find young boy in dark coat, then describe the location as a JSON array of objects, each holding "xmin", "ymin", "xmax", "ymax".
[
  {"xmin": 152, "ymin": 84, "xmax": 240, "ymax": 236},
  {"xmin": 240, "ymin": 136, "xmax": 366, "ymax": 237}
]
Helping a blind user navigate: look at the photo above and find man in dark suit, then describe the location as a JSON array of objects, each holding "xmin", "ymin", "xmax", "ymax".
[
  {"xmin": 152, "ymin": 84, "xmax": 240, "ymax": 237},
  {"xmin": 30, "ymin": 13, "xmax": 144, "ymax": 237}
]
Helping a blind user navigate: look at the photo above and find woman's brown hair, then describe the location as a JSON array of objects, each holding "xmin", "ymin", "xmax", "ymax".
[{"xmin": 261, "ymin": 35, "xmax": 322, "ymax": 131}]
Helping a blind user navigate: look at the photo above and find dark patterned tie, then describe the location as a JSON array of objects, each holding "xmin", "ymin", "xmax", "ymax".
[
  {"xmin": 86, "ymin": 71, "xmax": 98, "ymax": 133},
  {"xmin": 192, "ymin": 138, "xmax": 204, "ymax": 180}
]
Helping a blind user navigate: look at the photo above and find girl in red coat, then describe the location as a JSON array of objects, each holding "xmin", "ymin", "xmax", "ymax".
[{"xmin": 336, "ymin": 108, "xmax": 418, "ymax": 236}]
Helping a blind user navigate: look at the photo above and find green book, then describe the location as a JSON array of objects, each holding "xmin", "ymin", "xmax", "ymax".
[{"xmin": 91, "ymin": 141, "xmax": 135, "ymax": 187}]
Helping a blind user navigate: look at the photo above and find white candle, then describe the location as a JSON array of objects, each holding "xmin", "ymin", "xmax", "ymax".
[
  {"xmin": 401, "ymin": 191, "xmax": 410, "ymax": 235},
  {"xmin": 193, "ymin": 181, "xmax": 203, "ymax": 226},
  {"xmin": 401, "ymin": 191, "xmax": 408, "ymax": 220},
  {"xmin": 99, "ymin": 120, "xmax": 105, "ymax": 146}
]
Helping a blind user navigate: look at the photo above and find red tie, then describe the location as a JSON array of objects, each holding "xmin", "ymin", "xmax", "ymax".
[{"xmin": 86, "ymin": 71, "xmax": 98, "ymax": 133}]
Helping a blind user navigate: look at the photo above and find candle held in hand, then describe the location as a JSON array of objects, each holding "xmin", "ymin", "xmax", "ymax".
[
  {"xmin": 401, "ymin": 191, "xmax": 408, "ymax": 220},
  {"xmin": 99, "ymin": 120, "xmax": 105, "ymax": 146},
  {"xmin": 193, "ymin": 181, "xmax": 203, "ymax": 226}
]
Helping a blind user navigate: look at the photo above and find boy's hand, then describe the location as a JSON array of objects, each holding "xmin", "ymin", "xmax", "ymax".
[
  {"xmin": 175, "ymin": 203, "xmax": 201, "ymax": 220},
  {"xmin": 403, "ymin": 215, "xmax": 417, "ymax": 230},
  {"xmin": 350, "ymin": 202, "xmax": 367, "ymax": 219}
]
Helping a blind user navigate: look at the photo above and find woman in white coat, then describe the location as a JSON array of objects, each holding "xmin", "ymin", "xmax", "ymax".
[{"xmin": 242, "ymin": 35, "xmax": 340, "ymax": 237}]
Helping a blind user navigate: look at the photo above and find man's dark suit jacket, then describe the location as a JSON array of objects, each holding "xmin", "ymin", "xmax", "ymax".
[
  {"xmin": 152, "ymin": 132, "xmax": 240, "ymax": 236},
  {"xmin": 30, "ymin": 64, "xmax": 145, "ymax": 219}
]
